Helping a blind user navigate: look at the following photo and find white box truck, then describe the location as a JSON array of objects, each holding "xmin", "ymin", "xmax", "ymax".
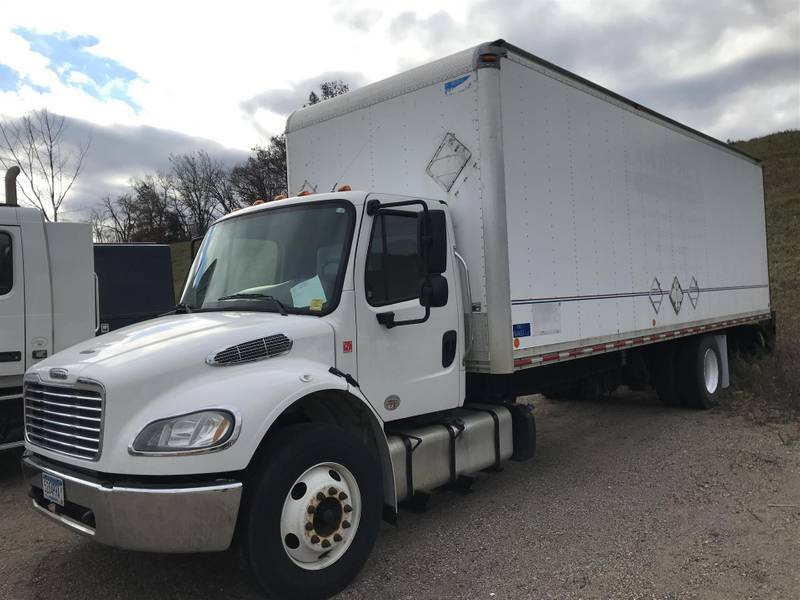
[
  {"xmin": 22, "ymin": 40, "xmax": 772, "ymax": 599},
  {"xmin": 1, "ymin": 168, "xmax": 178, "ymax": 451},
  {"xmin": 1, "ymin": 167, "xmax": 97, "ymax": 450}
]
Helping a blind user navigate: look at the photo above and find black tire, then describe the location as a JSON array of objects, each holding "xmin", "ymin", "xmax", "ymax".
[
  {"xmin": 679, "ymin": 335, "xmax": 722, "ymax": 409},
  {"xmin": 242, "ymin": 423, "xmax": 382, "ymax": 600},
  {"xmin": 649, "ymin": 344, "xmax": 682, "ymax": 406}
]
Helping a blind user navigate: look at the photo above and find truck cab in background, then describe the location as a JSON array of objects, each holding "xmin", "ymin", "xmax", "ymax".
[{"xmin": 1, "ymin": 168, "xmax": 96, "ymax": 450}]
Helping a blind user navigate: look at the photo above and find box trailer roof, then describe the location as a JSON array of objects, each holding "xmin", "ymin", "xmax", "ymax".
[{"xmin": 286, "ymin": 39, "xmax": 760, "ymax": 166}]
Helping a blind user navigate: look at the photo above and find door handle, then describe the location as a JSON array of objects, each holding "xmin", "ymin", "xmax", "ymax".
[
  {"xmin": 442, "ymin": 330, "xmax": 457, "ymax": 368},
  {"xmin": 0, "ymin": 351, "xmax": 22, "ymax": 362}
]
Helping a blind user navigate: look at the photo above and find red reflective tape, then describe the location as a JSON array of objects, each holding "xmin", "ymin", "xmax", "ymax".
[
  {"xmin": 592, "ymin": 344, "xmax": 605, "ymax": 352},
  {"xmin": 514, "ymin": 358, "xmax": 532, "ymax": 367},
  {"xmin": 542, "ymin": 353, "xmax": 560, "ymax": 362},
  {"xmin": 568, "ymin": 349, "xmax": 583, "ymax": 357},
  {"xmin": 632, "ymin": 337, "xmax": 644, "ymax": 344}
]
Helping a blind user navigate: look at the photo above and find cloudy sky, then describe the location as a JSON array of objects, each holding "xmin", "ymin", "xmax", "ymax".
[{"xmin": 1, "ymin": 0, "xmax": 798, "ymax": 218}]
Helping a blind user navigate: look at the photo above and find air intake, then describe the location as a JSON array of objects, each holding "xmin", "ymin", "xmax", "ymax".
[{"xmin": 207, "ymin": 334, "xmax": 293, "ymax": 366}]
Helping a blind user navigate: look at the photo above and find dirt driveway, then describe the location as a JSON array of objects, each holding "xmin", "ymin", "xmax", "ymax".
[{"xmin": 2, "ymin": 393, "xmax": 798, "ymax": 599}]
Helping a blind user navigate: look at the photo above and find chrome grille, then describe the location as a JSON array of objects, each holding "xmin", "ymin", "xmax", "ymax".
[
  {"xmin": 24, "ymin": 380, "xmax": 104, "ymax": 460},
  {"xmin": 208, "ymin": 334, "xmax": 293, "ymax": 366}
]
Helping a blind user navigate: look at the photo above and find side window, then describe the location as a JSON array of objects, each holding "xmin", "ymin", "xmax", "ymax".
[
  {"xmin": 365, "ymin": 212, "xmax": 424, "ymax": 306},
  {"xmin": 0, "ymin": 232, "xmax": 12, "ymax": 295}
]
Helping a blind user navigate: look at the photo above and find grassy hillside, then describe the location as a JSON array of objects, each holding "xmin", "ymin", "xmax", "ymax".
[
  {"xmin": 728, "ymin": 130, "xmax": 800, "ymax": 421},
  {"xmin": 171, "ymin": 240, "xmax": 191, "ymax": 299},
  {"xmin": 732, "ymin": 130, "xmax": 800, "ymax": 337}
]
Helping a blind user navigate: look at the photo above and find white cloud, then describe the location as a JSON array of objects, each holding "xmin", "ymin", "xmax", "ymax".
[{"xmin": 0, "ymin": 0, "xmax": 797, "ymax": 213}]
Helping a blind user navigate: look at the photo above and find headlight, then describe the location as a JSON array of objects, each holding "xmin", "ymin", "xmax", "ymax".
[{"xmin": 130, "ymin": 410, "xmax": 237, "ymax": 455}]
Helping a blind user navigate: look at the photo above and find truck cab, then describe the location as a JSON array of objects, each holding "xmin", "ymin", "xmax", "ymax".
[
  {"xmin": 1, "ymin": 179, "xmax": 96, "ymax": 450},
  {"xmin": 22, "ymin": 190, "xmax": 522, "ymax": 599}
]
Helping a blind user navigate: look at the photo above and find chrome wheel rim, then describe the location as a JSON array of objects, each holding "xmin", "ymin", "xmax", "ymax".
[
  {"xmin": 703, "ymin": 347, "xmax": 719, "ymax": 394},
  {"xmin": 280, "ymin": 462, "xmax": 361, "ymax": 570}
]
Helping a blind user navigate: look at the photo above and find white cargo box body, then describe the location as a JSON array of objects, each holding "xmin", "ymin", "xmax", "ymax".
[{"xmin": 286, "ymin": 40, "xmax": 771, "ymax": 375}]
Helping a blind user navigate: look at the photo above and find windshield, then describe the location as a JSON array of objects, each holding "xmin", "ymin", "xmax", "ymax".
[{"xmin": 180, "ymin": 201, "xmax": 355, "ymax": 314}]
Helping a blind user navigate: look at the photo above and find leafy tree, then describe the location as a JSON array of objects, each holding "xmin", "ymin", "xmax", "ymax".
[
  {"xmin": 233, "ymin": 81, "xmax": 350, "ymax": 205},
  {"xmin": 305, "ymin": 80, "xmax": 350, "ymax": 107}
]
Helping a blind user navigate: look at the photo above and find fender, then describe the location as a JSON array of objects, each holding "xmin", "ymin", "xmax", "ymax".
[{"xmin": 255, "ymin": 370, "xmax": 399, "ymax": 515}]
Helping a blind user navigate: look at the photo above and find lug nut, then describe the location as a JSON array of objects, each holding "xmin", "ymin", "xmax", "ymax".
[
  {"xmin": 328, "ymin": 487, "xmax": 337, "ymax": 496},
  {"xmin": 307, "ymin": 505, "xmax": 315, "ymax": 514},
  {"xmin": 321, "ymin": 539, "xmax": 331, "ymax": 548},
  {"xmin": 305, "ymin": 522, "xmax": 314, "ymax": 531},
  {"xmin": 343, "ymin": 504, "xmax": 352, "ymax": 513},
  {"xmin": 342, "ymin": 520, "xmax": 351, "ymax": 529},
  {"xmin": 338, "ymin": 492, "xmax": 348, "ymax": 500},
  {"xmin": 333, "ymin": 533, "xmax": 343, "ymax": 542},
  {"xmin": 316, "ymin": 492, "xmax": 325, "ymax": 501},
  {"xmin": 310, "ymin": 535, "xmax": 320, "ymax": 544}
]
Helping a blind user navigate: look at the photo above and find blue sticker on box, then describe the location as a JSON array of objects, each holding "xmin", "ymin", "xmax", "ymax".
[
  {"xmin": 444, "ymin": 74, "xmax": 471, "ymax": 95},
  {"xmin": 512, "ymin": 323, "xmax": 531, "ymax": 338}
]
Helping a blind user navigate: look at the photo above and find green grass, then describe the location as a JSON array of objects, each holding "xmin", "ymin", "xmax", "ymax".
[
  {"xmin": 728, "ymin": 130, "xmax": 800, "ymax": 422},
  {"xmin": 171, "ymin": 240, "xmax": 191, "ymax": 300}
]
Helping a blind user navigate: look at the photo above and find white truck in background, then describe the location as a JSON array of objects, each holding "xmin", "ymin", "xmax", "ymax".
[
  {"xmin": 0, "ymin": 168, "xmax": 176, "ymax": 452},
  {"xmin": 22, "ymin": 40, "xmax": 772, "ymax": 600},
  {"xmin": 1, "ymin": 166, "xmax": 96, "ymax": 450}
]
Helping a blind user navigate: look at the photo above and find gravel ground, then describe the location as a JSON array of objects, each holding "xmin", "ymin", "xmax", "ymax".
[{"xmin": 1, "ymin": 392, "xmax": 799, "ymax": 600}]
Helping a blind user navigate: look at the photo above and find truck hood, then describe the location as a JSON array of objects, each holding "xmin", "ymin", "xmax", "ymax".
[
  {"xmin": 29, "ymin": 311, "xmax": 336, "ymax": 380},
  {"xmin": 24, "ymin": 310, "xmax": 344, "ymax": 476}
]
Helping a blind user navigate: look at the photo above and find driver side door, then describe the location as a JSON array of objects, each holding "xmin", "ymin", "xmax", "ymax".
[{"xmin": 354, "ymin": 195, "xmax": 462, "ymax": 421}]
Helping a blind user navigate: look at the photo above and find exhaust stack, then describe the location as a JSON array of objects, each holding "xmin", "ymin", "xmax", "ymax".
[{"xmin": 4, "ymin": 166, "xmax": 20, "ymax": 206}]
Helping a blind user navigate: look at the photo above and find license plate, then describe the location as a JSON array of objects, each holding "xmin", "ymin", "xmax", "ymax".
[{"xmin": 42, "ymin": 473, "xmax": 65, "ymax": 506}]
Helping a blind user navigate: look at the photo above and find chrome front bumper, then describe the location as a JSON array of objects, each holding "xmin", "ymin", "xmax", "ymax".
[{"xmin": 23, "ymin": 453, "xmax": 242, "ymax": 553}]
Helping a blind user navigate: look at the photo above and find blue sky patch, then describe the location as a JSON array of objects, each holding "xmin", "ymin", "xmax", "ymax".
[
  {"xmin": 0, "ymin": 64, "xmax": 21, "ymax": 91},
  {"xmin": 0, "ymin": 63, "xmax": 49, "ymax": 93},
  {"xmin": 13, "ymin": 27, "xmax": 141, "ymax": 111}
]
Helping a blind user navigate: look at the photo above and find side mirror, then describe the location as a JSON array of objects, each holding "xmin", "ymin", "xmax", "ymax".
[
  {"xmin": 190, "ymin": 236, "xmax": 204, "ymax": 259},
  {"xmin": 417, "ymin": 209, "xmax": 447, "ymax": 274},
  {"xmin": 420, "ymin": 274, "xmax": 448, "ymax": 308}
]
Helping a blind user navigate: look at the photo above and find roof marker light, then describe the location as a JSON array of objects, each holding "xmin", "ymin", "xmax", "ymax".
[
  {"xmin": 273, "ymin": 194, "xmax": 288, "ymax": 201},
  {"xmin": 297, "ymin": 191, "xmax": 312, "ymax": 197},
  {"xmin": 338, "ymin": 185, "xmax": 351, "ymax": 192}
]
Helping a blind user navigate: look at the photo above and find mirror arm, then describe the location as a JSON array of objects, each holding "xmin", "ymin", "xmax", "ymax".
[
  {"xmin": 366, "ymin": 198, "xmax": 430, "ymax": 218},
  {"xmin": 376, "ymin": 306, "xmax": 431, "ymax": 329}
]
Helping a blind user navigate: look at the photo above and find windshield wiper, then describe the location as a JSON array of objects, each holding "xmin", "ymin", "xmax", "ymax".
[{"xmin": 216, "ymin": 293, "xmax": 288, "ymax": 316}]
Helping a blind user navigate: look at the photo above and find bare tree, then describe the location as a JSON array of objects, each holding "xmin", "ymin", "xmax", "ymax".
[
  {"xmin": 169, "ymin": 150, "xmax": 228, "ymax": 236},
  {"xmin": 230, "ymin": 134, "xmax": 287, "ymax": 204},
  {"xmin": 88, "ymin": 207, "xmax": 111, "ymax": 243},
  {"xmin": 0, "ymin": 109, "xmax": 91, "ymax": 221},
  {"xmin": 98, "ymin": 193, "xmax": 137, "ymax": 242}
]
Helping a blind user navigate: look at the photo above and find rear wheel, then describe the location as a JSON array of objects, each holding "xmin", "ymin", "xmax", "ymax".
[
  {"xmin": 243, "ymin": 423, "xmax": 382, "ymax": 599},
  {"xmin": 680, "ymin": 335, "xmax": 722, "ymax": 409}
]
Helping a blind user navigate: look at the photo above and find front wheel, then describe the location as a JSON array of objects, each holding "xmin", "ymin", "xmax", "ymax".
[{"xmin": 243, "ymin": 423, "xmax": 382, "ymax": 599}]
